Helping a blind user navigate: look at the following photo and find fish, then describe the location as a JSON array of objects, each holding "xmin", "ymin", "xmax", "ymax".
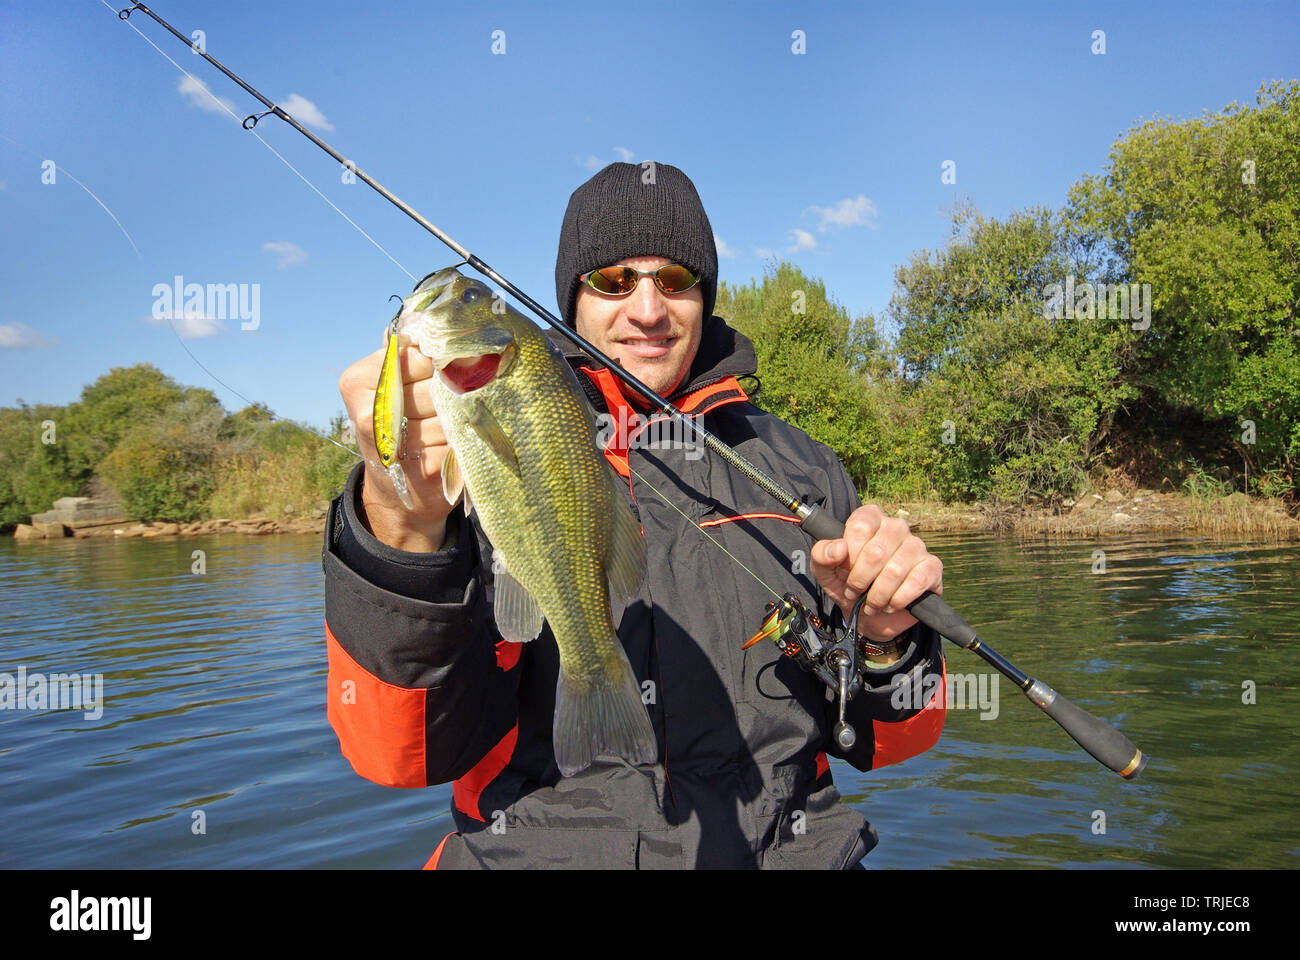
[
  {"xmin": 397, "ymin": 266, "xmax": 657, "ymax": 777},
  {"xmin": 372, "ymin": 311, "xmax": 415, "ymax": 510}
]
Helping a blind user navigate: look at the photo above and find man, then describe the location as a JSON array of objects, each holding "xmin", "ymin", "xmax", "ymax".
[{"xmin": 325, "ymin": 162, "xmax": 947, "ymax": 868}]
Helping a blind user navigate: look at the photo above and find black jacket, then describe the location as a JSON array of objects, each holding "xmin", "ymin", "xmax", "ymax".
[{"xmin": 322, "ymin": 315, "xmax": 946, "ymax": 868}]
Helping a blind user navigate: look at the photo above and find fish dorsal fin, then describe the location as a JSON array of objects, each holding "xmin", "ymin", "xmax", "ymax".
[
  {"xmin": 468, "ymin": 400, "xmax": 520, "ymax": 476},
  {"xmin": 441, "ymin": 446, "xmax": 465, "ymax": 507},
  {"xmin": 492, "ymin": 552, "xmax": 545, "ymax": 643},
  {"xmin": 605, "ymin": 472, "xmax": 646, "ymax": 603}
]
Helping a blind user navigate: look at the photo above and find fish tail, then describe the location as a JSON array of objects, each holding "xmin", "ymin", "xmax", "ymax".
[
  {"xmin": 553, "ymin": 650, "xmax": 657, "ymax": 778},
  {"xmin": 386, "ymin": 462, "xmax": 414, "ymax": 510}
]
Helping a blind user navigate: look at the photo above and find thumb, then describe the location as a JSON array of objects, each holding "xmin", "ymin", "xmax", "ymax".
[{"xmin": 812, "ymin": 538, "xmax": 847, "ymax": 568}]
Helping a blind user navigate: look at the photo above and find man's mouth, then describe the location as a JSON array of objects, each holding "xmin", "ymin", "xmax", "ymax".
[{"xmin": 616, "ymin": 336, "xmax": 676, "ymax": 359}]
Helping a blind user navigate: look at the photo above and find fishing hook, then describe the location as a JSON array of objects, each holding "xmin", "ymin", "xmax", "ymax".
[{"xmin": 108, "ymin": 0, "xmax": 1148, "ymax": 781}]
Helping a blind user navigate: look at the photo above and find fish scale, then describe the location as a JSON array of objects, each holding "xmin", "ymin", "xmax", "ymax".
[{"xmin": 401, "ymin": 268, "xmax": 656, "ymax": 776}]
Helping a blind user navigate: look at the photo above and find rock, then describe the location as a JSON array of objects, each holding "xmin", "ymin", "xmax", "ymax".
[
  {"xmin": 52, "ymin": 496, "xmax": 92, "ymax": 511},
  {"xmin": 1135, "ymin": 488, "xmax": 1155, "ymax": 497},
  {"xmin": 155, "ymin": 522, "xmax": 181, "ymax": 536},
  {"xmin": 31, "ymin": 521, "xmax": 68, "ymax": 538},
  {"xmin": 1112, "ymin": 512, "xmax": 1131, "ymax": 520},
  {"xmin": 1103, "ymin": 489, "xmax": 1126, "ymax": 503},
  {"xmin": 73, "ymin": 525, "xmax": 116, "ymax": 539},
  {"xmin": 1062, "ymin": 498, "xmax": 1076, "ymax": 507},
  {"xmin": 13, "ymin": 524, "xmax": 44, "ymax": 541},
  {"xmin": 896, "ymin": 509, "xmax": 910, "ymax": 518},
  {"xmin": 33, "ymin": 496, "xmax": 128, "ymax": 527},
  {"xmin": 1071, "ymin": 498, "xmax": 1098, "ymax": 514}
]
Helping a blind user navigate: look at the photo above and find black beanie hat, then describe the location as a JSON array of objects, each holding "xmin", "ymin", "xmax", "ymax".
[{"xmin": 555, "ymin": 162, "xmax": 718, "ymax": 328}]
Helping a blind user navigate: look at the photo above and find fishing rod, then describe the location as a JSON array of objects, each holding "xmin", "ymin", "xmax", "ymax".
[{"xmin": 110, "ymin": 2, "xmax": 1147, "ymax": 781}]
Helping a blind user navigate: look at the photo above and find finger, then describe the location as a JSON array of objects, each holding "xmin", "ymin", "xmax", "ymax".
[
  {"xmin": 843, "ymin": 516, "xmax": 909, "ymax": 603},
  {"xmin": 399, "ymin": 343, "xmax": 435, "ymax": 381},
  {"xmin": 840, "ymin": 505, "xmax": 884, "ymax": 576},
  {"xmin": 402, "ymin": 417, "xmax": 450, "ymax": 479},
  {"xmin": 880, "ymin": 554, "xmax": 944, "ymax": 614},
  {"xmin": 810, "ymin": 537, "xmax": 848, "ymax": 574},
  {"xmin": 863, "ymin": 536, "xmax": 929, "ymax": 613}
]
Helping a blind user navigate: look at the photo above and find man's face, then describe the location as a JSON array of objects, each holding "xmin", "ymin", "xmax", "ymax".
[{"xmin": 574, "ymin": 255, "xmax": 704, "ymax": 398}]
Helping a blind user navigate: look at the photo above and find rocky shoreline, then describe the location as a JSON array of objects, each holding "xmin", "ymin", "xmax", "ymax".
[
  {"xmin": 892, "ymin": 489, "xmax": 1300, "ymax": 540},
  {"xmin": 12, "ymin": 513, "xmax": 327, "ymax": 542},
  {"xmin": 11, "ymin": 490, "xmax": 1297, "ymax": 543}
]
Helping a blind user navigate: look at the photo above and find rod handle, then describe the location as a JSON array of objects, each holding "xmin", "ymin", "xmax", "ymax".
[
  {"xmin": 1024, "ymin": 681, "xmax": 1149, "ymax": 779},
  {"xmin": 905, "ymin": 591, "xmax": 979, "ymax": 647},
  {"xmin": 799, "ymin": 508, "xmax": 978, "ymax": 646}
]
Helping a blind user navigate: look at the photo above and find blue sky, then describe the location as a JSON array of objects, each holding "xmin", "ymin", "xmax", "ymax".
[{"xmin": 1, "ymin": 0, "xmax": 1296, "ymax": 430}]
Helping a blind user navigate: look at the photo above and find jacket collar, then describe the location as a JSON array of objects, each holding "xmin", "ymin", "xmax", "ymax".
[{"xmin": 546, "ymin": 313, "xmax": 757, "ymax": 406}]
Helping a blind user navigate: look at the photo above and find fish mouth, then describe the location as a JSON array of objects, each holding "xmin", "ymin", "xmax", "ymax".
[
  {"xmin": 402, "ymin": 266, "xmax": 516, "ymax": 393},
  {"xmin": 439, "ymin": 347, "xmax": 514, "ymax": 395}
]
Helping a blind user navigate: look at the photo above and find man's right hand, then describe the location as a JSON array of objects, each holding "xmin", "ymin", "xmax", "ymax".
[{"xmin": 338, "ymin": 341, "xmax": 457, "ymax": 552}]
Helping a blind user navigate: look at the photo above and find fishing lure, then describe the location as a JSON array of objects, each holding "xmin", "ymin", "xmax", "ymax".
[
  {"xmin": 372, "ymin": 313, "xmax": 414, "ymax": 510},
  {"xmin": 110, "ymin": 0, "xmax": 1147, "ymax": 780}
]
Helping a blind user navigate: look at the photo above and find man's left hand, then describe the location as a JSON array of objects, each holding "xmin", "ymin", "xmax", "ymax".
[{"xmin": 809, "ymin": 504, "xmax": 943, "ymax": 645}]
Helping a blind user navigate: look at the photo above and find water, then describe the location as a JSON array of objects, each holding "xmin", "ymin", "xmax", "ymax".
[{"xmin": 1, "ymin": 532, "xmax": 1296, "ymax": 869}]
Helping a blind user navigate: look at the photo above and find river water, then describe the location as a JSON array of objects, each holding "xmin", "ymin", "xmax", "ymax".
[{"xmin": 1, "ymin": 531, "xmax": 1296, "ymax": 869}]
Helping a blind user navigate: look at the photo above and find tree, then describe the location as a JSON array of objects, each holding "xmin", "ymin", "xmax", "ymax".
[{"xmin": 1067, "ymin": 80, "xmax": 1300, "ymax": 492}]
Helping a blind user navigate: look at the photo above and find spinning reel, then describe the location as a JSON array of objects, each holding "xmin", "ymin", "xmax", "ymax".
[{"xmin": 743, "ymin": 592, "xmax": 886, "ymax": 752}]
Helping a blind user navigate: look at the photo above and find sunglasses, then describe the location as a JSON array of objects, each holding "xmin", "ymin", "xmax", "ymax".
[{"xmin": 579, "ymin": 263, "xmax": 700, "ymax": 297}]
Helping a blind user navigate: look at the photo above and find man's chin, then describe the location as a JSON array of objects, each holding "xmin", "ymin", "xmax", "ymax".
[{"xmin": 621, "ymin": 360, "xmax": 687, "ymax": 398}]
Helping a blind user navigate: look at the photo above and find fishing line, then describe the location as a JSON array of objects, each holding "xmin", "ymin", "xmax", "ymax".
[
  {"xmin": 626, "ymin": 462, "xmax": 784, "ymax": 604},
  {"xmin": 0, "ymin": 134, "xmax": 142, "ymax": 257},
  {"xmin": 99, "ymin": 0, "xmax": 415, "ymax": 282},
  {"xmin": 91, "ymin": 0, "xmax": 369, "ymax": 460},
  {"xmin": 103, "ymin": 1, "xmax": 1149, "ymax": 778}
]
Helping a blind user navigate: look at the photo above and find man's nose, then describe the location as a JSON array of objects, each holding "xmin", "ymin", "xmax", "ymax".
[{"xmin": 625, "ymin": 277, "xmax": 670, "ymax": 327}]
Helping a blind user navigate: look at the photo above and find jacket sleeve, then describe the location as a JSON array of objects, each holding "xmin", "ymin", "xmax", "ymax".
[
  {"xmin": 322, "ymin": 463, "xmax": 521, "ymax": 788},
  {"xmin": 814, "ymin": 451, "xmax": 947, "ymax": 772}
]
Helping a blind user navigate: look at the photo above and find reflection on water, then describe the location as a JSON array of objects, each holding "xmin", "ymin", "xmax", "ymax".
[{"xmin": 0, "ymin": 532, "xmax": 1296, "ymax": 868}]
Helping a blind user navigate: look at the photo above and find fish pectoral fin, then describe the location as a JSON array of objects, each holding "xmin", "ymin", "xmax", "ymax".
[
  {"xmin": 605, "ymin": 475, "xmax": 647, "ymax": 603},
  {"xmin": 442, "ymin": 446, "xmax": 465, "ymax": 507},
  {"xmin": 493, "ymin": 563, "xmax": 544, "ymax": 643},
  {"xmin": 467, "ymin": 401, "xmax": 520, "ymax": 476}
]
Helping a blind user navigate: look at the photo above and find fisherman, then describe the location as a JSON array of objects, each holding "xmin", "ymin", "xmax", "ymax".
[{"xmin": 325, "ymin": 162, "xmax": 948, "ymax": 869}]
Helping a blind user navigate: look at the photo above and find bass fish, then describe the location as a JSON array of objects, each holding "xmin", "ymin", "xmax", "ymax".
[
  {"xmin": 398, "ymin": 267, "xmax": 656, "ymax": 777},
  {"xmin": 372, "ymin": 311, "xmax": 415, "ymax": 509}
]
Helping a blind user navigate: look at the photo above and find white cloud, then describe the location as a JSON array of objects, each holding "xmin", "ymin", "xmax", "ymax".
[
  {"xmin": 281, "ymin": 93, "xmax": 334, "ymax": 131},
  {"xmin": 714, "ymin": 234, "xmax": 737, "ymax": 259},
  {"xmin": 754, "ymin": 247, "xmax": 778, "ymax": 260},
  {"xmin": 178, "ymin": 75, "xmax": 236, "ymax": 116},
  {"xmin": 263, "ymin": 240, "xmax": 308, "ymax": 268},
  {"xmin": 613, "ymin": 146, "xmax": 634, "ymax": 162},
  {"xmin": 583, "ymin": 155, "xmax": 601, "ymax": 169},
  {"xmin": 805, "ymin": 194, "xmax": 879, "ymax": 231},
  {"xmin": 147, "ymin": 311, "xmax": 224, "ymax": 340},
  {"xmin": 0, "ymin": 322, "xmax": 56, "ymax": 349},
  {"xmin": 789, "ymin": 229, "xmax": 817, "ymax": 251}
]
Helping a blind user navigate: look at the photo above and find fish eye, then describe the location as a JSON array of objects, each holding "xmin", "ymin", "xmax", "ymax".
[{"xmin": 461, "ymin": 285, "xmax": 484, "ymax": 304}]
